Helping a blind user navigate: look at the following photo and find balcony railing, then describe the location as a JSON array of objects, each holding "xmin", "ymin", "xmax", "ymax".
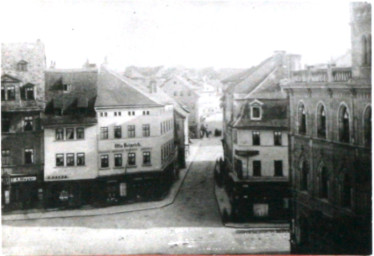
[{"xmin": 291, "ymin": 67, "xmax": 352, "ymax": 83}]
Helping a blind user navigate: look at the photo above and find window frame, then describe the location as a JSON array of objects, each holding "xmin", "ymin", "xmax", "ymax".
[
  {"xmin": 274, "ymin": 160, "xmax": 283, "ymax": 176},
  {"xmin": 274, "ymin": 131, "xmax": 282, "ymax": 146},
  {"xmin": 100, "ymin": 154, "xmax": 109, "ymax": 168},
  {"xmin": 56, "ymin": 128, "xmax": 64, "ymax": 140},
  {"xmin": 142, "ymin": 124, "xmax": 150, "ymax": 137},
  {"xmin": 2, "ymin": 149, "xmax": 10, "ymax": 165},
  {"xmin": 66, "ymin": 153, "xmax": 75, "ymax": 166},
  {"xmin": 253, "ymin": 160, "xmax": 262, "ymax": 176},
  {"xmin": 114, "ymin": 153, "xmax": 123, "ymax": 167},
  {"xmin": 128, "ymin": 152, "xmax": 136, "ymax": 166},
  {"xmin": 7, "ymin": 86, "xmax": 15, "ymax": 101},
  {"xmin": 114, "ymin": 126, "xmax": 122, "ymax": 139},
  {"xmin": 77, "ymin": 153, "xmax": 85, "ymax": 166},
  {"xmin": 23, "ymin": 116, "xmax": 33, "ymax": 132},
  {"xmin": 251, "ymin": 105, "xmax": 262, "ymax": 120},
  {"xmin": 128, "ymin": 125, "xmax": 136, "ymax": 138},
  {"xmin": 24, "ymin": 148, "xmax": 34, "ymax": 164},
  {"xmin": 143, "ymin": 151, "xmax": 151, "ymax": 165},
  {"xmin": 252, "ymin": 131, "xmax": 261, "ymax": 146},
  {"xmin": 56, "ymin": 153, "xmax": 64, "ymax": 166},
  {"xmin": 101, "ymin": 127, "xmax": 109, "ymax": 140},
  {"xmin": 76, "ymin": 127, "xmax": 85, "ymax": 140},
  {"xmin": 66, "ymin": 127, "xmax": 75, "ymax": 140}
]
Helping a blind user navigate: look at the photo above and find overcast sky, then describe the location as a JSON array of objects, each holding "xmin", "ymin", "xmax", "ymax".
[{"xmin": 2, "ymin": 0, "xmax": 353, "ymax": 69}]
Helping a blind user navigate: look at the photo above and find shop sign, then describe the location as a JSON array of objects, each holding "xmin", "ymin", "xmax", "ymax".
[
  {"xmin": 10, "ymin": 176, "xmax": 37, "ymax": 183},
  {"xmin": 115, "ymin": 142, "xmax": 141, "ymax": 149},
  {"xmin": 46, "ymin": 175, "xmax": 68, "ymax": 180}
]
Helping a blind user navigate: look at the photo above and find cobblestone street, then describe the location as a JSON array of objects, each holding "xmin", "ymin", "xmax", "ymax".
[{"xmin": 3, "ymin": 138, "xmax": 290, "ymax": 254}]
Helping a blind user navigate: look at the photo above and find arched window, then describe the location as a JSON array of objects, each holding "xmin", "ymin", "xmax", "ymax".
[
  {"xmin": 298, "ymin": 103, "xmax": 306, "ymax": 135},
  {"xmin": 300, "ymin": 160, "xmax": 309, "ymax": 191},
  {"xmin": 364, "ymin": 106, "xmax": 371, "ymax": 147},
  {"xmin": 341, "ymin": 173, "xmax": 352, "ymax": 208},
  {"xmin": 339, "ymin": 105, "xmax": 350, "ymax": 143},
  {"xmin": 362, "ymin": 35, "xmax": 368, "ymax": 65},
  {"xmin": 320, "ymin": 166, "xmax": 329, "ymax": 199},
  {"xmin": 317, "ymin": 104, "xmax": 326, "ymax": 138}
]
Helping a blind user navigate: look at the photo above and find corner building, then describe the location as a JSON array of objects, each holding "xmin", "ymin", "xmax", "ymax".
[
  {"xmin": 95, "ymin": 67, "xmax": 176, "ymax": 202},
  {"xmin": 282, "ymin": 2, "xmax": 371, "ymax": 254}
]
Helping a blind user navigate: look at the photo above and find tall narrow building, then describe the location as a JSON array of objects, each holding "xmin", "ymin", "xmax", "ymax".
[
  {"xmin": 1, "ymin": 40, "xmax": 46, "ymax": 210},
  {"xmin": 281, "ymin": 2, "xmax": 371, "ymax": 254}
]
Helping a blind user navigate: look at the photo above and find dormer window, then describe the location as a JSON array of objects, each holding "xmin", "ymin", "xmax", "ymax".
[
  {"xmin": 17, "ymin": 60, "xmax": 28, "ymax": 71},
  {"xmin": 63, "ymin": 84, "xmax": 72, "ymax": 92},
  {"xmin": 249, "ymin": 99, "xmax": 263, "ymax": 120}
]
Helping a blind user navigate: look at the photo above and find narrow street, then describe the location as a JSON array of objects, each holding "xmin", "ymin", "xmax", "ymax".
[{"xmin": 2, "ymin": 138, "xmax": 290, "ymax": 254}]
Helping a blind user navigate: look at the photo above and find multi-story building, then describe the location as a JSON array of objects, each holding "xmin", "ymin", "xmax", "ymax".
[
  {"xmin": 95, "ymin": 67, "xmax": 177, "ymax": 202},
  {"xmin": 42, "ymin": 67, "xmax": 98, "ymax": 208},
  {"xmin": 221, "ymin": 51, "xmax": 298, "ymax": 222},
  {"xmin": 1, "ymin": 40, "xmax": 46, "ymax": 210},
  {"xmin": 160, "ymin": 75, "xmax": 201, "ymax": 138},
  {"xmin": 281, "ymin": 2, "xmax": 371, "ymax": 254}
]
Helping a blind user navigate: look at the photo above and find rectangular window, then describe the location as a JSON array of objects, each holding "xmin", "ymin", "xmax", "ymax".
[
  {"xmin": 77, "ymin": 153, "xmax": 85, "ymax": 166},
  {"xmin": 128, "ymin": 125, "xmax": 135, "ymax": 138},
  {"xmin": 56, "ymin": 128, "xmax": 64, "ymax": 140},
  {"xmin": 2, "ymin": 117, "xmax": 10, "ymax": 132},
  {"xmin": 2, "ymin": 150, "xmax": 10, "ymax": 165},
  {"xmin": 128, "ymin": 152, "xmax": 136, "ymax": 166},
  {"xmin": 142, "ymin": 124, "xmax": 150, "ymax": 137},
  {"xmin": 7, "ymin": 87, "xmax": 15, "ymax": 100},
  {"xmin": 56, "ymin": 154, "xmax": 64, "ymax": 166},
  {"xmin": 1, "ymin": 87, "xmax": 5, "ymax": 101},
  {"xmin": 101, "ymin": 127, "xmax": 108, "ymax": 139},
  {"xmin": 252, "ymin": 106, "xmax": 261, "ymax": 119},
  {"xmin": 114, "ymin": 126, "xmax": 122, "ymax": 139},
  {"xmin": 252, "ymin": 131, "xmax": 260, "ymax": 145},
  {"xmin": 66, "ymin": 128, "xmax": 74, "ymax": 140},
  {"xmin": 274, "ymin": 131, "xmax": 282, "ymax": 146},
  {"xmin": 24, "ymin": 116, "xmax": 33, "ymax": 131},
  {"xmin": 274, "ymin": 160, "xmax": 283, "ymax": 176},
  {"xmin": 24, "ymin": 149, "xmax": 34, "ymax": 164},
  {"xmin": 143, "ymin": 151, "xmax": 151, "ymax": 165},
  {"xmin": 76, "ymin": 127, "xmax": 84, "ymax": 139},
  {"xmin": 66, "ymin": 153, "xmax": 75, "ymax": 166},
  {"xmin": 253, "ymin": 161, "xmax": 261, "ymax": 176},
  {"xmin": 114, "ymin": 153, "xmax": 122, "ymax": 167},
  {"xmin": 101, "ymin": 154, "xmax": 109, "ymax": 168},
  {"xmin": 26, "ymin": 87, "xmax": 34, "ymax": 100}
]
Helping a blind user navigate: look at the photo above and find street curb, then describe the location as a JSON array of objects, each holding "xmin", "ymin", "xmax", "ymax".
[{"xmin": 2, "ymin": 140, "xmax": 202, "ymax": 222}]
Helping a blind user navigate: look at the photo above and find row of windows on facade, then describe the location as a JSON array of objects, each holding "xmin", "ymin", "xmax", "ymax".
[
  {"xmin": 56, "ymin": 153, "xmax": 85, "ymax": 167},
  {"xmin": 100, "ymin": 151, "xmax": 151, "ymax": 168},
  {"xmin": 101, "ymin": 124, "xmax": 150, "ymax": 139},
  {"xmin": 55, "ymin": 127, "xmax": 84, "ymax": 140},
  {"xmin": 2, "ymin": 116, "xmax": 34, "ymax": 133},
  {"xmin": 235, "ymin": 159, "xmax": 284, "ymax": 178},
  {"xmin": 161, "ymin": 140, "xmax": 174, "ymax": 163},
  {"xmin": 234, "ymin": 131, "xmax": 283, "ymax": 146},
  {"xmin": 298, "ymin": 103, "xmax": 371, "ymax": 146},
  {"xmin": 298, "ymin": 160, "xmax": 353, "ymax": 208},
  {"xmin": 99, "ymin": 110, "xmax": 151, "ymax": 117},
  {"xmin": 2, "ymin": 149, "xmax": 33, "ymax": 165},
  {"xmin": 1, "ymin": 85, "xmax": 35, "ymax": 101},
  {"xmin": 173, "ymin": 90, "xmax": 192, "ymax": 97}
]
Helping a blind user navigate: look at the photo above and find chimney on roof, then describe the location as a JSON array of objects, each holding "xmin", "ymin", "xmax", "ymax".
[{"xmin": 83, "ymin": 59, "xmax": 97, "ymax": 69}]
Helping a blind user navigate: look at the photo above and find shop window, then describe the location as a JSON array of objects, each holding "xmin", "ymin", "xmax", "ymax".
[
  {"xmin": 320, "ymin": 166, "xmax": 329, "ymax": 199},
  {"xmin": 252, "ymin": 131, "xmax": 260, "ymax": 145},
  {"xmin": 100, "ymin": 127, "xmax": 108, "ymax": 139},
  {"xmin": 143, "ymin": 151, "xmax": 151, "ymax": 165},
  {"xmin": 114, "ymin": 153, "xmax": 122, "ymax": 167},
  {"xmin": 114, "ymin": 126, "xmax": 122, "ymax": 139},
  {"xmin": 317, "ymin": 104, "xmax": 327, "ymax": 138},
  {"xmin": 338, "ymin": 105, "xmax": 350, "ymax": 143},
  {"xmin": 298, "ymin": 103, "xmax": 306, "ymax": 135},
  {"xmin": 300, "ymin": 160, "xmax": 309, "ymax": 191},
  {"xmin": 128, "ymin": 152, "xmax": 136, "ymax": 166},
  {"xmin": 253, "ymin": 161, "xmax": 261, "ymax": 176},
  {"xmin": 76, "ymin": 127, "xmax": 84, "ymax": 139},
  {"xmin": 24, "ymin": 149, "xmax": 34, "ymax": 164},
  {"xmin": 1, "ymin": 87, "xmax": 5, "ymax": 101},
  {"xmin": 274, "ymin": 131, "xmax": 282, "ymax": 145},
  {"xmin": 128, "ymin": 125, "xmax": 135, "ymax": 138},
  {"xmin": 17, "ymin": 60, "xmax": 28, "ymax": 71},
  {"xmin": 342, "ymin": 173, "xmax": 352, "ymax": 208},
  {"xmin": 56, "ymin": 154, "xmax": 64, "ymax": 166},
  {"xmin": 56, "ymin": 128, "xmax": 64, "ymax": 140},
  {"xmin": 253, "ymin": 203, "xmax": 269, "ymax": 217},
  {"xmin": 101, "ymin": 154, "xmax": 109, "ymax": 168},
  {"xmin": 142, "ymin": 124, "xmax": 150, "ymax": 137},
  {"xmin": 364, "ymin": 106, "xmax": 371, "ymax": 147},
  {"xmin": 2, "ymin": 150, "xmax": 10, "ymax": 165},
  {"xmin": 66, "ymin": 153, "xmax": 75, "ymax": 166},
  {"xmin": 66, "ymin": 128, "xmax": 74, "ymax": 140},
  {"xmin": 274, "ymin": 160, "xmax": 283, "ymax": 176},
  {"xmin": 7, "ymin": 86, "xmax": 15, "ymax": 101},
  {"xmin": 77, "ymin": 153, "xmax": 85, "ymax": 166},
  {"xmin": 24, "ymin": 116, "xmax": 33, "ymax": 131},
  {"xmin": 2, "ymin": 116, "xmax": 10, "ymax": 132}
]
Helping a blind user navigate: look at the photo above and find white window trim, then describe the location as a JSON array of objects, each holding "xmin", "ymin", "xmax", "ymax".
[{"xmin": 250, "ymin": 105, "xmax": 262, "ymax": 120}]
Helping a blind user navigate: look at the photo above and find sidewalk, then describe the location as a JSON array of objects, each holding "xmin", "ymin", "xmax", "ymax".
[
  {"xmin": 2, "ymin": 140, "xmax": 202, "ymax": 221},
  {"xmin": 214, "ymin": 184, "xmax": 290, "ymax": 231}
]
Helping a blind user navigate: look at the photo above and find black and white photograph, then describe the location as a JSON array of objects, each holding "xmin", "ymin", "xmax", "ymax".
[{"xmin": 1, "ymin": 0, "xmax": 372, "ymax": 255}]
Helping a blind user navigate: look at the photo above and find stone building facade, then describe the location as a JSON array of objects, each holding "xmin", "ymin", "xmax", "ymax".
[
  {"xmin": 281, "ymin": 2, "xmax": 371, "ymax": 254},
  {"xmin": 1, "ymin": 40, "xmax": 46, "ymax": 210}
]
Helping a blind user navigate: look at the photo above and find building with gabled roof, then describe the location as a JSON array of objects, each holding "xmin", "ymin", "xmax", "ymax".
[
  {"xmin": 94, "ymin": 66, "xmax": 177, "ymax": 202},
  {"xmin": 220, "ymin": 51, "xmax": 299, "ymax": 223},
  {"xmin": 1, "ymin": 40, "xmax": 46, "ymax": 211}
]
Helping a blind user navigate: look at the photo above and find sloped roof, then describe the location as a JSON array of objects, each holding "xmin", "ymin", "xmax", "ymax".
[
  {"xmin": 221, "ymin": 67, "xmax": 254, "ymax": 85},
  {"xmin": 95, "ymin": 67, "xmax": 163, "ymax": 108}
]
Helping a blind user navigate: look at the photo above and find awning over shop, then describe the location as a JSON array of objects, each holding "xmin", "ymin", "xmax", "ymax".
[{"xmin": 235, "ymin": 150, "xmax": 259, "ymax": 157}]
